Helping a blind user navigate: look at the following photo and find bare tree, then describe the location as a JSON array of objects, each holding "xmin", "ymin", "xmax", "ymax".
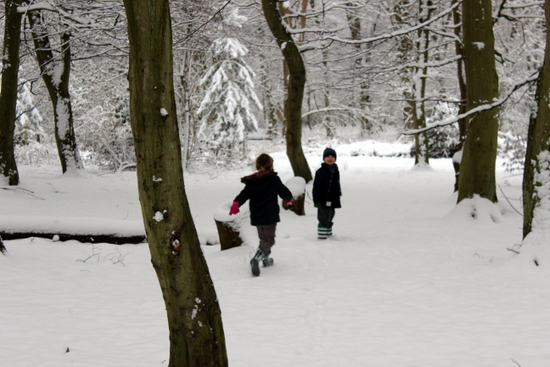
[
  {"xmin": 522, "ymin": 0, "xmax": 550, "ymax": 240},
  {"xmin": 26, "ymin": 5, "xmax": 83, "ymax": 173},
  {"xmin": 123, "ymin": 1, "xmax": 228, "ymax": 366},
  {"xmin": 0, "ymin": 0, "xmax": 24, "ymax": 185},
  {"xmin": 457, "ymin": 0, "xmax": 500, "ymax": 203},
  {"xmin": 261, "ymin": 0, "xmax": 312, "ymax": 182},
  {"xmin": 452, "ymin": 0, "xmax": 467, "ymax": 192}
]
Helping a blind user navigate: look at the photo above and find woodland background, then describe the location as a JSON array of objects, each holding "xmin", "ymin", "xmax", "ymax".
[
  {"xmin": 1, "ymin": 1, "xmax": 549, "ymax": 366},
  {"xmin": 1, "ymin": 0, "xmax": 542, "ymax": 172}
]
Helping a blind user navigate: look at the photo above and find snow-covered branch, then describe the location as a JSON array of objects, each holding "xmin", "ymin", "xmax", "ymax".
[
  {"xmin": 402, "ymin": 74, "xmax": 539, "ymax": 135},
  {"xmin": 313, "ymin": 1, "xmax": 462, "ymax": 45},
  {"xmin": 18, "ymin": 1, "xmax": 92, "ymax": 26}
]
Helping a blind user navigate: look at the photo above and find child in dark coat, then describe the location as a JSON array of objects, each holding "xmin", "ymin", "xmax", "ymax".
[
  {"xmin": 229, "ymin": 153, "xmax": 293, "ymax": 276},
  {"xmin": 312, "ymin": 148, "xmax": 342, "ymax": 239}
]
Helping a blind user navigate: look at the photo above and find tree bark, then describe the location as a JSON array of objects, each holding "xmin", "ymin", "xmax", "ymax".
[
  {"xmin": 262, "ymin": 0, "xmax": 313, "ymax": 182},
  {"xmin": 457, "ymin": 0, "xmax": 500, "ymax": 203},
  {"xmin": 0, "ymin": 0, "xmax": 23, "ymax": 186},
  {"xmin": 452, "ymin": 0, "xmax": 468, "ymax": 192},
  {"xmin": 123, "ymin": 1, "xmax": 228, "ymax": 366},
  {"xmin": 27, "ymin": 9, "xmax": 82, "ymax": 173},
  {"xmin": 412, "ymin": 0, "xmax": 432, "ymax": 166},
  {"xmin": 214, "ymin": 220, "xmax": 243, "ymax": 251},
  {"xmin": 522, "ymin": 0, "xmax": 550, "ymax": 239}
]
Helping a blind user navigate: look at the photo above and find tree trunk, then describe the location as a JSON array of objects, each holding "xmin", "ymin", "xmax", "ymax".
[
  {"xmin": 412, "ymin": 0, "xmax": 432, "ymax": 167},
  {"xmin": 393, "ymin": 0, "xmax": 415, "ymax": 132},
  {"xmin": 0, "ymin": 0, "xmax": 23, "ymax": 186},
  {"xmin": 522, "ymin": 0, "xmax": 550, "ymax": 239},
  {"xmin": 452, "ymin": 0, "xmax": 468, "ymax": 192},
  {"xmin": 262, "ymin": 0, "xmax": 313, "ymax": 182},
  {"xmin": 123, "ymin": 2, "xmax": 228, "ymax": 366},
  {"xmin": 457, "ymin": 0, "xmax": 500, "ymax": 203},
  {"xmin": 346, "ymin": 1, "xmax": 374, "ymax": 136},
  {"xmin": 27, "ymin": 9, "xmax": 82, "ymax": 173}
]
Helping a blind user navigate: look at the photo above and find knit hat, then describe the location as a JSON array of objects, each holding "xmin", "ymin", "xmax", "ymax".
[
  {"xmin": 323, "ymin": 148, "xmax": 337, "ymax": 160},
  {"xmin": 255, "ymin": 153, "xmax": 274, "ymax": 172}
]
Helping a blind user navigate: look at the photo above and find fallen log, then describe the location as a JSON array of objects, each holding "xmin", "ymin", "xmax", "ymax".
[
  {"xmin": 0, "ymin": 216, "xmax": 146, "ymax": 245},
  {"xmin": 0, "ymin": 231, "xmax": 146, "ymax": 245}
]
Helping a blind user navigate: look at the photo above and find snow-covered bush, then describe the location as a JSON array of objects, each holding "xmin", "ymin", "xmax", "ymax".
[
  {"xmin": 410, "ymin": 102, "xmax": 459, "ymax": 158},
  {"xmin": 76, "ymin": 104, "xmax": 135, "ymax": 171},
  {"xmin": 498, "ymin": 131, "xmax": 526, "ymax": 173}
]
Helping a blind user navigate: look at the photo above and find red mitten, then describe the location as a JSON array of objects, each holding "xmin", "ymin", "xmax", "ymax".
[
  {"xmin": 229, "ymin": 201, "xmax": 240, "ymax": 215},
  {"xmin": 284, "ymin": 199, "xmax": 293, "ymax": 205}
]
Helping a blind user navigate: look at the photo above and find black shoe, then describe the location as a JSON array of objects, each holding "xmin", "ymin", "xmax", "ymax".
[
  {"xmin": 262, "ymin": 257, "xmax": 274, "ymax": 267},
  {"xmin": 250, "ymin": 249, "xmax": 265, "ymax": 276},
  {"xmin": 250, "ymin": 258, "xmax": 260, "ymax": 276}
]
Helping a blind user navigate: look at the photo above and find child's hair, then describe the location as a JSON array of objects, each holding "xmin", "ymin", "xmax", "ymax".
[{"xmin": 256, "ymin": 153, "xmax": 274, "ymax": 172}]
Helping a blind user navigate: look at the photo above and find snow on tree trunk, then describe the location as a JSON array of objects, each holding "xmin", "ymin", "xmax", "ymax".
[
  {"xmin": 522, "ymin": 0, "xmax": 550, "ymax": 249},
  {"xmin": 27, "ymin": 9, "xmax": 82, "ymax": 174},
  {"xmin": 123, "ymin": 1, "xmax": 228, "ymax": 366},
  {"xmin": 452, "ymin": 0, "xmax": 468, "ymax": 192}
]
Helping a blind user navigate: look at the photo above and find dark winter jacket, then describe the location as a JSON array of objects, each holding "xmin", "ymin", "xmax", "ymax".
[
  {"xmin": 312, "ymin": 163, "xmax": 341, "ymax": 208},
  {"xmin": 234, "ymin": 171, "xmax": 293, "ymax": 226}
]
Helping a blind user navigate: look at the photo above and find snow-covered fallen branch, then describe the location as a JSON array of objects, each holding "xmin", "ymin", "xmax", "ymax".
[{"xmin": 1, "ymin": 186, "xmax": 45, "ymax": 200}]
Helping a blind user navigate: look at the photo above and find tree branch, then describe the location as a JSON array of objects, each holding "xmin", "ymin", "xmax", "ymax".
[{"xmin": 402, "ymin": 73, "xmax": 539, "ymax": 135}]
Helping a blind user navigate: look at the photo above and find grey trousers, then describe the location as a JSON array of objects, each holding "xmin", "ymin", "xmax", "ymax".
[{"xmin": 257, "ymin": 223, "xmax": 277, "ymax": 256}]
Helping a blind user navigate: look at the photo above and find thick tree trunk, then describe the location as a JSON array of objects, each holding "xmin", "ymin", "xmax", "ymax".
[
  {"xmin": 0, "ymin": 0, "xmax": 23, "ymax": 186},
  {"xmin": 457, "ymin": 0, "xmax": 500, "ymax": 203},
  {"xmin": 123, "ymin": 2, "xmax": 228, "ymax": 366},
  {"xmin": 27, "ymin": 10, "xmax": 82, "ymax": 173},
  {"xmin": 522, "ymin": 0, "xmax": 550, "ymax": 239},
  {"xmin": 262, "ymin": 0, "xmax": 313, "ymax": 182}
]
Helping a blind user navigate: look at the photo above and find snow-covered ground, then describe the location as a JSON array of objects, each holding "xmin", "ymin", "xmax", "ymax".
[{"xmin": 2, "ymin": 141, "xmax": 548, "ymax": 367}]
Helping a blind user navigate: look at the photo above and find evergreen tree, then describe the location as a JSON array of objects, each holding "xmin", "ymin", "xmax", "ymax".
[
  {"xmin": 15, "ymin": 80, "xmax": 44, "ymax": 145},
  {"xmin": 197, "ymin": 36, "xmax": 261, "ymax": 157}
]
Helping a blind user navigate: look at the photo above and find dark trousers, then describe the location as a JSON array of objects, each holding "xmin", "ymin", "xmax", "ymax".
[
  {"xmin": 317, "ymin": 206, "xmax": 335, "ymax": 239},
  {"xmin": 257, "ymin": 223, "xmax": 277, "ymax": 256},
  {"xmin": 317, "ymin": 206, "xmax": 335, "ymax": 228}
]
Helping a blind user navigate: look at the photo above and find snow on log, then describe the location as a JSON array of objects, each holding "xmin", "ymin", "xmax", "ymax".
[
  {"xmin": 283, "ymin": 177, "xmax": 306, "ymax": 216},
  {"xmin": 0, "ymin": 216, "xmax": 146, "ymax": 244}
]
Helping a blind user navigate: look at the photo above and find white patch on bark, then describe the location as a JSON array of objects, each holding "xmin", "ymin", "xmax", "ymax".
[
  {"xmin": 472, "ymin": 42, "xmax": 485, "ymax": 50},
  {"xmin": 153, "ymin": 211, "xmax": 164, "ymax": 222}
]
